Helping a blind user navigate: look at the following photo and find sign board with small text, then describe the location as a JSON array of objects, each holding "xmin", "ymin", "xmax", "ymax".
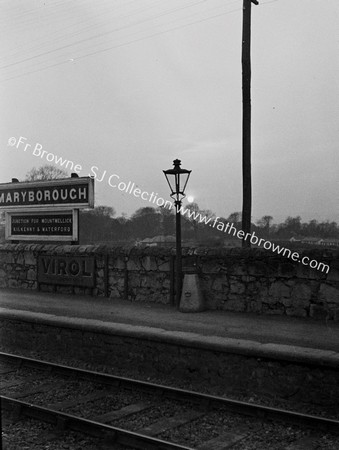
[{"xmin": 5, "ymin": 209, "xmax": 79, "ymax": 242}]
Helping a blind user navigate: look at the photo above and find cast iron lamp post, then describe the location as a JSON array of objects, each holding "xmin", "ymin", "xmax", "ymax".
[{"xmin": 163, "ymin": 159, "xmax": 191, "ymax": 308}]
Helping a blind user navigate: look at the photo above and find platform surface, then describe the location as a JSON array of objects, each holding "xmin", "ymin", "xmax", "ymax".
[{"xmin": 1, "ymin": 288, "xmax": 339, "ymax": 365}]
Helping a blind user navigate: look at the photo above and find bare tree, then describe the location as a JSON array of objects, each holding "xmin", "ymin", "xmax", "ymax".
[
  {"xmin": 227, "ymin": 211, "xmax": 242, "ymax": 224},
  {"xmin": 25, "ymin": 165, "xmax": 69, "ymax": 181},
  {"xmin": 88, "ymin": 205, "xmax": 116, "ymax": 218},
  {"xmin": 157, "ymin": 206, "xmax": 175, "ymax": 236},
  {"xmin": 257, "ymin": 215, "xmax": 273, "ymax": 235},
  {"xmin": 130, "ymin": 207, "xmax": 162, "ymax": 239}
]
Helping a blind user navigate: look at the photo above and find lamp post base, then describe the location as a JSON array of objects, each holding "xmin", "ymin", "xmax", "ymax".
[{"xmin": 179, "ymin": 273, "xmax": 205, "ymax": 313}]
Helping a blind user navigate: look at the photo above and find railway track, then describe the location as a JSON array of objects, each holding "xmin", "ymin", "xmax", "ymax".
[{"xmin": 1, "ymin": 351, "xmax": 339, "ymax": 449}]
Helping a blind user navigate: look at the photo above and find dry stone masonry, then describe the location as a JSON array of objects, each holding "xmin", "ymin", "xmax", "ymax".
[{"xmin": 0, "ymin": 244, "xmax": 338, "ymax": 320}]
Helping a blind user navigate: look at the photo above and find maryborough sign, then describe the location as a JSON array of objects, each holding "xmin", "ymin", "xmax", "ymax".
[
  {"xmin": 1, "ymin": 176, "xmax": 94, "ymax": 242},
  {"xmin": 0, "ymin": 177, "xmax": 94, "ymax": 209}
]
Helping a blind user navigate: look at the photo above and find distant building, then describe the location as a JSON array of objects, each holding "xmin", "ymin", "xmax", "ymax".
[
  {"xmin": 301, "ymin": 237, "xmax": 323, "ymax": 245},
  {"xmin": 320, "ymin": 238, "xmax": 339, "ymax": 247},
  {"xmin": 289, "ymin": 236, "xmax": 303, "ymax": 243},
  {"xmin": 136, "ymin": 235, "xmax": 176, "ymax": 247}
]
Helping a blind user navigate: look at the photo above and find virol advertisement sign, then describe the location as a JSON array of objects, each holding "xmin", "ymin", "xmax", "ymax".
[{"xmin": 38, "ymin": 255, "xmax": 95, "ymax": 287}]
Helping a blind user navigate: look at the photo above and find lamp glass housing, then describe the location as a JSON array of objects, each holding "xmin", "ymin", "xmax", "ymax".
[{"xmin": 163, "ymin": 159, "xmax": 191, "ymax": 201}]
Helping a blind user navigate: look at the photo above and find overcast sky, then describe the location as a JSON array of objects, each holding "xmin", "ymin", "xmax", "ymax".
[{"xmin": 1, "ymin": 0, "xmax": 338, "ymax": 223}]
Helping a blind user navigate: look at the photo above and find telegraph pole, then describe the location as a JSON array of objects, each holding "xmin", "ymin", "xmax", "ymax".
[{"xmin": 241, "ymin": 0, "xmax": 258, "ymax": 247}]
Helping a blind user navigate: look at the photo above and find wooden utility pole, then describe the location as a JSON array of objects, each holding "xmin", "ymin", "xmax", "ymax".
[{"xmin": 241, "ymin": 0, "xmax": 258, "ymax": 247}]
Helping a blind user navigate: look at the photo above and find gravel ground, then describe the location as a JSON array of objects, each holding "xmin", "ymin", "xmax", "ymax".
[
  {"xmin": 2, "ymin": 417, "xmax": 106, "ymax": 449},
  {"xmin": 2, "ymin": 417, "xmax": 143, "ymax": 450},
  {"xmin": 10, "ymin": 347, "xmax": 337, "ymax": 420},
  {"xmin": 1, "ymin": 348, "xmax": 339, "ymax": 450},
  {"xmin": 64, "ymin": 389, "xmax": 152, "ymax": 417},
  {"xmin": 4, "ymin": 373, "xmax": 62, "ymax": 396},
  {"xmin": 159, "ymin": 410, "xmax": 339, "ymax": 449},
  {"xmin": 24, "ymin": 379, "xmax": 102, "ymax": 406},
  {"xmin": 1, "ymin": 367, "xmax": 43, "ymax": 384},
  {"xmin": 2, "ymin": 418, "xmax": 339, "ymax": 450},
  {"xmin": 112, "ymin": 398, "xmax": 196, "ymax": 430},
  {"xmin": 231, "ymin": 429, "xmax": 339, "ymax": 450}
]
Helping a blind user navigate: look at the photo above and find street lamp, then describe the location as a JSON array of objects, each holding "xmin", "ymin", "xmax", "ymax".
[{"xmin": 163, "ymin": 159, "xmax": 191, "ymax": 308}]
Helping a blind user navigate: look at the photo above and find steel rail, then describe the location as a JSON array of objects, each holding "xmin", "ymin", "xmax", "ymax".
[
  {"xmin": 1, "ymin": 395, "xmax": 195, "ymax": 450},
  {"xmin": 1, "ymin": 351, "xmax": 339, "ymax": 434}
]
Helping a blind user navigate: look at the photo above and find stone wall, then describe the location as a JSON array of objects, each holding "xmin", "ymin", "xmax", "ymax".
[{"xmin": 0, "ymin": 244, "xmax": 338, "ymax": 320}]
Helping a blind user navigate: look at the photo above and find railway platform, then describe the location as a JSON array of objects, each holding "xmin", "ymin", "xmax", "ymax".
[
  {"xmin": 0, "ymin": 288, "xmax": 338, "ymax": 366},
  {"xmin": 1, "ymin": 287, "xmax": 339, "ymax": 409}
]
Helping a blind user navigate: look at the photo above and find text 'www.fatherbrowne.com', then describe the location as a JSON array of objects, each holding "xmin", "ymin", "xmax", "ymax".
[{"xmin": 175, "ymin": 204, "xmax": 330, "ymax": 274}]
